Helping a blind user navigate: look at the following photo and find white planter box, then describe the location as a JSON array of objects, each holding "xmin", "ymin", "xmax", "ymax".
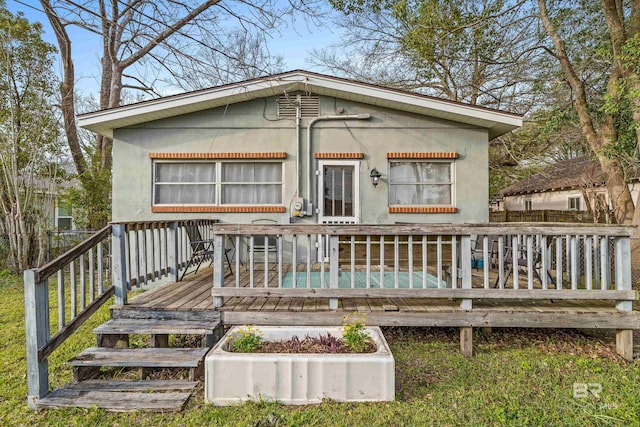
[{"xmin": 205, "ymin": 326, "xmax": 394, "ymax": 405}]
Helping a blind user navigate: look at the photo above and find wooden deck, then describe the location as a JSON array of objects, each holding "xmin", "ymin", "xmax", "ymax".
[
  {"xmin": 116, "ymin": 266, "xmax": 640, "ymax": 330},
  {"xmin": 26, "ymin": 221, "xmax": 640, "ymax": 410}
]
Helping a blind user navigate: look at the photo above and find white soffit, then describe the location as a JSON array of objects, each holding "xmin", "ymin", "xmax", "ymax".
[{"xmin": 77, "ymin": 71, "xmax": 523, "ymax": 139}]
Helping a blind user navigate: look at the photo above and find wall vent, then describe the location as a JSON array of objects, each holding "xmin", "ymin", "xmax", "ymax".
[{"xmin": 277, "ymin": 93, "xmax": 319, "ymax": 118}]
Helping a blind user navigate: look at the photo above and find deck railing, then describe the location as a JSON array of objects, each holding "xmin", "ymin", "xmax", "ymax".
[
  {"xmin": 24, "ymin": 220, "xmax": 636, "ymax": 406},
  {"xmin": 24, "ymin": 225, "xmax": 113, "ymax": 408},
  {"xmin": 24, "ymin": 218, "xmax": 217, "ymax": 408},
  {"xmin": 112, "ymin": 219, "xmax": 218, "ymax": 301},
  {"xmin": 210, "ymin": 223, "xmax": 636, "ymax": 312}
]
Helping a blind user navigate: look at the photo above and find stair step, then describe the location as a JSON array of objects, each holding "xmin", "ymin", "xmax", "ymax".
[
  {"xmin": 66, "ymin": 379, "xmax": 198, "ymax": 392},
  {"xmin": 111, "ymin": 307, "xmax": 220, "ymax": 322},
  {"xmin": 68, "ymin": 347, "xmax": 209, "ymax": 369},
  {"xmin": 36, "ymin": 389, "xmax": 191, "ymax": 412},
  {"xmin": 94, "ymin": 319, "xmax": 220, "ymax": 336}
]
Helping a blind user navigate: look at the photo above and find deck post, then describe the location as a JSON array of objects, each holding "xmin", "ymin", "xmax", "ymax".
[
  {"xmin": 614, "ymin": 237, "xmax": 632, "ymax": 312},
  {"xmin": 460, "ymin": 327, "xmax": 472, "ymax": 357},
  {"xmin": 614, "ymin": 236, "xmax": 633, "ymax": 360},
  {"xmin": 212, "ymin": 234, "xmax": 225, "ymax": 309},
  {"xmin": 24, "ymin": 269, "xmax": 50, "ymax": 408},
  {"xmin": 459, "ymin": 234, "xmax": 472, "ymax": 357},
  {"xmin": 167, "ymin": 221, "xmax": 179, "ymax": 283},
  {"xmin": 329, "ymin": 235, "xmax": 339, "ymax": 310},
  {"xmin": 616, "ymin": 330, "xmax": 633, "ymax": 361},
  {"xmin": 111, "ymin": 223, "xmax": 128, "ymax": 306},
  {"xmin": 460, "ymin": 235, "xmax": 472, "ymax": 311}
]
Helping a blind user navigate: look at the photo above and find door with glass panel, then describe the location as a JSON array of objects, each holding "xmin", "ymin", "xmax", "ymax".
[
  {"xmin": 317, "ymin": 160, "xmax": 360, "ymax": 224},
  {"xmin": 317, "ymin": 160, "xmax": 359, "ymax": 262}
]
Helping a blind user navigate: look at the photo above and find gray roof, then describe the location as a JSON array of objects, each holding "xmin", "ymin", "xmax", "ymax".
[{"xmin": 496, "ymin": 157, "xmax": 635, "ymax": 197}]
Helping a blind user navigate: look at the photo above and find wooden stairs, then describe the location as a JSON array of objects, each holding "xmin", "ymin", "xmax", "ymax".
[{"xmin": 36, "ymin": 318, "xmax": 223, "ymax": 412}]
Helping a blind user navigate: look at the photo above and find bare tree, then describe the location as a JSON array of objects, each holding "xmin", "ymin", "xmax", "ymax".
[
  {"xmin": 39, "ymin": 0, "xmax": 321, "ymax": 227},
  {"xmin": 315, "ymin": 0, "xmax": 545, "ymax": 113},
  {"xmin": 162, "ymin": 29, "xmax": 286, "ymax": 91}
]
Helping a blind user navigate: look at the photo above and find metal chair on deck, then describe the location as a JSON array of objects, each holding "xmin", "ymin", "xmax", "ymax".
[
  {"xmin": 246, "ymin": 219, "xmax": 279, "ymax": 270},
  {"xmin": 493, "ymin": 236, "xmax": 556, "ymax": 288},
  {"xmin": 180, "ymin": 224, "xmax": 233, "ymax": 281}
]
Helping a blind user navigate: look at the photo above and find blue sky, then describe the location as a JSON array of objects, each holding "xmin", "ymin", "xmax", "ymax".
[{"xmin": 7, "ymin": 1, "xmax": 341, "ymax": 95}]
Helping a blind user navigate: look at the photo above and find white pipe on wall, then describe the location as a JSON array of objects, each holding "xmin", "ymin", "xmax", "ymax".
[
  {"xmin": 295, "ymin": 103, "xmax": 301, "ymax": 197},
  {"xmin": 305, "ymin": 114, "xmax": 371, "ymax": 214}
]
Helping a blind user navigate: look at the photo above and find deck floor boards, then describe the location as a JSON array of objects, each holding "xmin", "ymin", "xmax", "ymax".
[
  {"xmin": 274, "ymin": 298, "xmax": 291, "ymax": 311},
  {"xmin": 262, "ymin": 297, "xmax": 280, "ymax": 311},
  {"xmin": 165, "ymin": 282, "xmax": 211, "ymax": 310},
  {"xmin": 302, "ymin": 298, "xmax": 317, "ymax": 312},
  {"xmin": 116, "ymin": 265, "xmax": 638, "ymax": 329}
]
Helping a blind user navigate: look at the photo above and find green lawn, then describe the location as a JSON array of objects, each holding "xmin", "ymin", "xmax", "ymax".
[{"xmin": 1, "ymin": 270, "xmax": 639, "ymax": 427}]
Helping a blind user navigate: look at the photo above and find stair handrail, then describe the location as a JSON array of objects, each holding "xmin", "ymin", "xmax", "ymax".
[
  {"xmin": 24, "ymin": 224, "xmax": 114, "ymax": 409},
  {"xmin": 24, "ymin": 218, "xmax": 220, "ymax": 409}
]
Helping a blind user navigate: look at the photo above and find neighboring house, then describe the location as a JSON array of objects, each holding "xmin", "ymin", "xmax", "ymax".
[
  {"xmin": 78, "ymin": 70, "xmax": 522, "ymax": 226},
  {"xmin": 16, "ymin": 175, "xmax": 76, "ymax": 231},
  {"xmin": 48, "ymin": 199, "xmax": 75, "ymax": 231},
  {"xmin": 493, "ymin": 157, "xmax": 640, "ymax": 218},
  {"xmin": 48, "ymin": 179, "xmax": 78, "ymax": 231}
]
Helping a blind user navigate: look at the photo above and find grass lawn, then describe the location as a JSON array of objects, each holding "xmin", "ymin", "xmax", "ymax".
[{"xmin": 1, "ymin": 270, "xmax": 639, "ymax": 427}]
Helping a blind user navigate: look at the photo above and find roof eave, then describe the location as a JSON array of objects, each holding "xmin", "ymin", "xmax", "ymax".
[{"xmin": 78, "ymin": 72, "xmax": 523, "ymax": 138}]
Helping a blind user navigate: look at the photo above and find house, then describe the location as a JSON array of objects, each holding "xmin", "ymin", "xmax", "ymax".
[
  {"xmin": 77, "ymin": 70, "xmax": 522, "ymax": 227},
  {"xmin": 12, "ymin": 175, "xmax": 77, "ymax": 231},
  {"xmin": 493, "ymin": 157, "xmax": 640, "ymax": 219},
  {"xmin": 24, "ymin": 72, "xmax": 638, "ymax": 411}
]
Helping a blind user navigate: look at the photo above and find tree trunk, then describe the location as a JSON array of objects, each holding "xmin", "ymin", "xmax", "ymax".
[
  {"xmin": 101, "ymin": 66, "xmax": 124, "ymax": 171},
  {"xmin": 98, "ymin": 4, "xmax": 114, "ymax": 170},
  {"xmin": 539, "ymin": 0, "xmax": 636, "ymax": 224},
  {"xmin": 40, "ymin": 0, "xmax": 87, "ymax": 178}
]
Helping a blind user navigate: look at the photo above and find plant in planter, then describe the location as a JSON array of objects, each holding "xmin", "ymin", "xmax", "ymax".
[
  {"xmin": 228, "ymin": 314, "xmax": 376, "ymax": 354},
  {"xmin": 204, "ymin": 321, "xmax": 395, "ymax": 405},
  {"xmin": 231, "ymin": 325, "xmax": 263, "ymax": 352},
  {"xmin": 342, "ymin": 312, "xmax": 370, "ymax": 353}
]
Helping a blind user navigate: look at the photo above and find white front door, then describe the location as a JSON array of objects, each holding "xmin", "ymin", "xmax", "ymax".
[
  {"xmin": 317, "ymin": 160, "xmax": 360, "ymax": 224},
  {"xmin": 317, "ymin": 160, "xmax": 360, "ymax": 261}
]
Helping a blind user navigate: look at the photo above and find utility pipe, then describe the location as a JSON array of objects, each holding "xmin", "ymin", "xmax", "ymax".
[
  {"xmin": 305, "ymin": 114, "xmax": 371, "ymax": 213},
  {"xmin": 295, "ymin": 102, "xmax": 301, "ymax": 197}
]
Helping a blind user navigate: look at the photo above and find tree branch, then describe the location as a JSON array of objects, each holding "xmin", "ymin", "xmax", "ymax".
[{"xmin": 118, "ymin": 0, "xmax": 221, "ymax": 70}]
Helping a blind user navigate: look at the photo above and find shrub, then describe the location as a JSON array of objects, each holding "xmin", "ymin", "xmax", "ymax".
[
  {"xmin": 342, "ymin": 312, "xmax": 370, "ymax": 353},
  {"xmin": 231, "ymin": 325, "xmax": 263, "ymax": 352}
]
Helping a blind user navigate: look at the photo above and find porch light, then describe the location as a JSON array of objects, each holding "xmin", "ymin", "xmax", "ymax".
[{"xmin": 370, "ymin": 168, "xmax": 382, "ymax": 187}]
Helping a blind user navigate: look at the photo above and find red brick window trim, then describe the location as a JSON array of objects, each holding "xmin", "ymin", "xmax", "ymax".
[
  {"xmin": 152, "ymin": 206, "xmax": 286, "ymax": 213},
  {"xmin": 149, "ymin": 152, "xmax": 287, "ymax": 160},
  {"xmin": 386, "ymin": 152, "xmax": 458, "ymax": 159},
  {"xmin": 314, "ymin": 152, "xmax": 365, "ymax": 159},
  {"xmin": 389, "ymin": 206, "xmax": 458, "ymax": 214}
]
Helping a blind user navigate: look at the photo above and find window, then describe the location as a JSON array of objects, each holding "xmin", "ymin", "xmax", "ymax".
[
  {"xmin": 524, "ymin": 199, "xmax": 532, "ymax": 211},
  {"xmin": 56, "ymin": 201, "xmax": 73, "ymax": 230},
  {"xmin": 154, "ymin": 162, "xmax": 216, "ymax": 205},
  {"xmin": 221, "ymin": 163, "xmax": 282, "ymax": 204},
  {"xmin": 388, "ymin": 161, "xmax": 454, "ymax": 206},
  {"xmin": 568, "ymin": 196, "xmax": 581, "ymax": 211},
  {"xmin": 153, "ymin": 161, "xmax": 282, "ymax": 206}
]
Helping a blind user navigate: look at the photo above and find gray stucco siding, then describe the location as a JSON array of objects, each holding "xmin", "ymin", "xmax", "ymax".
[{"xmin": 112, "ymin": 96, "xmax": 489, "ymax": 224}]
